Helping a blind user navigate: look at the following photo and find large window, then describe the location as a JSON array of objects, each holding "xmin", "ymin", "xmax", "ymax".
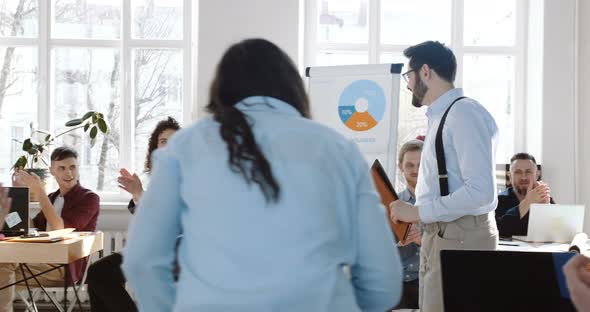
[
  {"xmin": 0, "ymin": 0, "xmax": 192, "ymax": 200},
  {"xmin": 305, "ymin": 0, "xmax": 526, "ymax": 166}
]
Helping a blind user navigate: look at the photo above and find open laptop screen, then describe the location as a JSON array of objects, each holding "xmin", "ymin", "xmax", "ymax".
[
  {"xmin": 441, "ymin": 250, "xmax": 576, "ymax": 312},
  {"xmin": 1, "ymin": 187, "xmax": 29, "ymax": 236}
]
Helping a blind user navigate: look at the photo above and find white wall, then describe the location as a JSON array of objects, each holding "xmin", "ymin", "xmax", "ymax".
[
  {"xmin": 541, "ymin": 0, "xmax": 577, "ymax": 204},
  {"xmin": 194, "ymin": 0, "xmax": 304, "ymax": 118},
  {"xmin": 577, "ymin": 0, "xmax": 590, "ymax": 232},
  {"xmin": 542, "ymin": 0, "xmax": 590, "ymax": 232}
]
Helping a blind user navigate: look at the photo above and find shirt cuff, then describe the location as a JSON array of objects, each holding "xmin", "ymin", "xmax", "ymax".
[{"xmin": 418, "ymin": 199, "xmax": 436, "ymax": 224}]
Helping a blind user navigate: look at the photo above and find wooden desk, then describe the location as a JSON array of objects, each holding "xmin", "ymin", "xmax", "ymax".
[
  {"xmin": 0, "ymin": 232, "xmax": 103, "ymax": 312},
  {"xmin": 0, "ymin": 232, "xmax": 104, "ymax": 264}
]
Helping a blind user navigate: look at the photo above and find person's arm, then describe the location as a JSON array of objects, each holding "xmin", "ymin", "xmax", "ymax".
[
  {"xmin": 127, "ymin": 199, "xmax": 136, "ymax": 214},
  {"xmin": 16, "ymin": 169, "xmax": 64, "ymax": 230},
  {"xmin": 564, "ymin": 254, "xmax": 590, "ymax": 312},
  {"xmin": 349, "ymin": 144, "xmax": 403, "ymax": 312},
  {"xmin": 122, "ymin": 147, "xmax": 184, "ymax": 312},
  {"xmin": 497, "ymin": 204, "xmax": 525, "ymax": 237},
  {"xmin": 418, "ymin": 103, "xmax": 498, "ymax": 223}
]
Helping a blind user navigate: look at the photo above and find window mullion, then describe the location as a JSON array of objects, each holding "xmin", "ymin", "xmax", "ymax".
[
  {"xmin": 368, "ymin": 0, "xmax": 379, "ymax": 64},
  {"xmin": 451, "ymin": 0, "xmax": 464, "ymax": 87},
  {"xmin": 304, "ymin": 0, "xmax": 319, "ymax": 67},
  {"xmin": 514, "ymin": 0, "xmax": 528, "ymax": 154},
  {"xmin": 38, "ymin": 0, "xmax": 50, "ymax": 132},
  {"xmin": 183, "ymin": 0, "xmax": 192, "ymax": 125},
  {"xmin": 120, "ymin": 0, "xmax": 133, "ymax": 173}
]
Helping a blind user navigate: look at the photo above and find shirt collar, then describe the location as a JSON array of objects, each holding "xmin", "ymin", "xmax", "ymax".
[
  {"xmin": 54, "ymin": 182, "xmax": 81, "ymax": 200},
  {"xmin": 235, "ymin": 96, "xmax": 302, "ymax": 117},
  {"xmin": 426, "ymin": 88, "xmax": 464, "ymax": 119}
]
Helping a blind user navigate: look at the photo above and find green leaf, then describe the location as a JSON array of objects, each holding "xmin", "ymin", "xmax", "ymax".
[
  {"xmin": 97, "ymin": 119, "xmax": 108, "ymax": 133},
  {"xmin": 84, "ymin": 123, "xmax": 90, "ymax": 132},
  {"xmin": 90, "ymin": 126, "xmax": 98, "ymax": 139},
  {"xmin": 27, "ymin": 146, "xmax": 38, "ymax": 155},
  {"xmin": 37, "ymin": 145, "xmax": 44, "ymax": 154},
  {"xmin": 82, "ymin": 111, "xmax": 95, "ymax": 121},
  {"xmin": 92, "ymin": 115, "xmax": 98, "ymax": 124},
  {"xmin": 65, "ymin": 118, "xmax": 83, "ymax": 127},
  {"xmin": 13, "ymin": 156, "xmax": 27, "ymax": 169},
  {"xmin": 22, "ymin": 138, "xmax": 32, "ymax": 151},
  {"xmin": 44, "ymin": 134, "xmax": 51, "ymax": 142}
]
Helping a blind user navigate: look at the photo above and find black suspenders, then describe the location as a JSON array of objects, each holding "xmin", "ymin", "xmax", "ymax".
[{"xmin": 435, "ymin": 96, "xmax": 467, "ymax": 196}]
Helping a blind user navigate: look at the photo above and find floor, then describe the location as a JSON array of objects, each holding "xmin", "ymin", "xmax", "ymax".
[{"xmin": 13, "ymin": 299, "xmax": 90, "ymax": 312}]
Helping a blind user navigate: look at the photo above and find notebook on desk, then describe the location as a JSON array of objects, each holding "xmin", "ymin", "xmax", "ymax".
[
  {"xmin": 370, "ymin": 159, "xmax": 411, "ymax": 243},
  {"xmin": 512, "ymin": 204, "xmax": 585, "ymax": 243},
  {"xmin": 0, "ymin": 187, "xmax": 29, "ymax": 237}
]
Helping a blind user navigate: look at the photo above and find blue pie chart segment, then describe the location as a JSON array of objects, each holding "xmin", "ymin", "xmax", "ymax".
[{"xmin": 338, "ymin": 80, "xmax": 386, "ymax": 131}]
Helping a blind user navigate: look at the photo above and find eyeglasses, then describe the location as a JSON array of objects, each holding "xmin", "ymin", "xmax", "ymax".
[{"xmin": 402, "ymin": 69, "xmax": 414, "ymax": 83}]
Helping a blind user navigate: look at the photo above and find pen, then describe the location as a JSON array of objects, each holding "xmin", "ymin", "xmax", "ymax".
[{"xmin": 499, "ymin": 243, "xmax": 519, "ymax": 247}]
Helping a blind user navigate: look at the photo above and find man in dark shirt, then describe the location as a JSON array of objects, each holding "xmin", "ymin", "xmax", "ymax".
[
  {"xmin": 496, "ymin": 153, "xmax": 553, "ymax": 237},
  {"xmin": 0, "ymin": 146, "xmax": 100, "ymax": 311}
]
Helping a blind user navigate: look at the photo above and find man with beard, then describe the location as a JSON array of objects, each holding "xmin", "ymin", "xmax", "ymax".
[
  {"xmin": 389, "ymin": 41, "xmax": 499, "ymax": 312},
  {"xmin": 495, "ymin": 153, "xmax": 554, "ymax": 237},
  {"xmin": 0, "ymin": 146, "xmax": 100, "ymax": 312}
]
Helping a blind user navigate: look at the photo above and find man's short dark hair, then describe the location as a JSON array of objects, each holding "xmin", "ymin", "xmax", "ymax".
[
  {"xmin": 403, "ymin": 41, "xmax": 457, "ymax": 83},
  {"xmin": 510, "ymin": 152, "xmax": 537, "ymax": 165},
  {"xmin": 51, "ymin": 146, "xmax": 78, "ymax": 162}
]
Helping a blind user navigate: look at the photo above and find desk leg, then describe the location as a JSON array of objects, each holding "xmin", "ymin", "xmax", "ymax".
[
  {"xmin": 22, "ymin": 264, "xmax": 65, "ymax": 312},
  {"xmin": 63, "ymin": 264, "xmax": 69, "ymax": 311},
  {"xmin": 18, "ymin": 264, "xmax": 38, "ymax": 312}
]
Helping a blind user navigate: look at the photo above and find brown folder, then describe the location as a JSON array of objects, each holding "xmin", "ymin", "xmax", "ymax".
[{"xmin": 370, "ymin": 159, "xmax": 411, "ymax": 243}]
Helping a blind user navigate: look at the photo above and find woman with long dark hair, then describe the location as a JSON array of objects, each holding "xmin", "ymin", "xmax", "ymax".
[
  {"xmin": 86, "ymin": 117, "xmax": 180, "ymax": 312},
  {"xmin": 123, "ymin": 38, "xmax": 402, "ymax": 311}
]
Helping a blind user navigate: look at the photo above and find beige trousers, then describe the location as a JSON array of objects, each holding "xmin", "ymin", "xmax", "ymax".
[
  {"xmin": 418, "ymin": 213, "xmax": 498, "ymax": 312},
  {"xmin": 0, "ymin": 263, "xmax": 65, "ymax": 312}
]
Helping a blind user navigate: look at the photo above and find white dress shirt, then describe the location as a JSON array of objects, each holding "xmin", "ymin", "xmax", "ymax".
[{"xmin": 415, "ymin": 88, "xmax": 499, "ymax": 223}]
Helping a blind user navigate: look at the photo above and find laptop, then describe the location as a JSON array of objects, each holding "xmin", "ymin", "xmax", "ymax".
[
  {"xmin": 1, "ymin": 187, "xmax": 29, "ymax": 237},
  {"xmin": 512, "ymin": 204, "xmax": 585, "ymax": 243},
  {"xmin": 441, "ymin": 250, "xmax": 576, "ymax": 312}
]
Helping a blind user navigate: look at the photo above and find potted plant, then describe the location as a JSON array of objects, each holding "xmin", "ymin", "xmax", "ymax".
[{"xmin": 12, "ymin": 111, "xmax": 108, "ymax": 200}]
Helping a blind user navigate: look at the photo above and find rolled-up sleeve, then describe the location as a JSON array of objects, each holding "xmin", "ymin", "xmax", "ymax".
[{"xmin": 122, "ymin": 147, "xmax": 185, "ymax": 312}]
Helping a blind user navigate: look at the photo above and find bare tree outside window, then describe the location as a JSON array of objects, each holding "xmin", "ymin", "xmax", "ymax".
[{"xmin": 0, "ymin": 0, "xmax": 189, "ymax": 192}]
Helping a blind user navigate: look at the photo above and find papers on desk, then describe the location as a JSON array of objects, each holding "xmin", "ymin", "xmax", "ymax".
[
  {"xmin": 3, "ymin": 228, "xmax": 77, "ymax": 243},
  {"xmin": 498, "ymin": 233, "xmax": 590, "ymax": 255},
  {"xmin": 498, "ymin": 239, "xmax": 571, "ymax": 252}
]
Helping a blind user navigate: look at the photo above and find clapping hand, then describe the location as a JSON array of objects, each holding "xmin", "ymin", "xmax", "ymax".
[
  {"xmin": 117, "ymin": 168, "xmax": 144, "ymax": 202},
  {"xmin": 525, "ymin": 181, "xmax": 551, "ymax": 204}
]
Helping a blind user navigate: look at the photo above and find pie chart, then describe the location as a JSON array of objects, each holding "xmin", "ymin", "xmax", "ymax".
[{"xmin": 338, "ymin": 80, "xmax": 386, "ymax": 132}]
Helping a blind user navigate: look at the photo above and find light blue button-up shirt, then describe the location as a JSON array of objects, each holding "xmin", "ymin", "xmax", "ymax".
[
  {"xmin": 415, "ymin": 88, "xmax": 499, "ymax": 223},
  {"xmin": 122, "ymin": 96, "xmax": 403, "ymax": 312}
]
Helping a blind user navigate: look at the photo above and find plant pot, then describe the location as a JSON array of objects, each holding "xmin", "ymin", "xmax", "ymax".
[{"xmin": 24, "ymin": 168, "xmax": 49, "ymax": 202}]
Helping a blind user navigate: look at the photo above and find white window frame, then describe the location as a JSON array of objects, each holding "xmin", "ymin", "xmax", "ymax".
[
  {"xmin": 304, "ymin": 0, "xmax": 528, "ymax": 157},
  {"xmin": 0, "ymin": 0, "xmax": 193, "ymax": 202}
]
